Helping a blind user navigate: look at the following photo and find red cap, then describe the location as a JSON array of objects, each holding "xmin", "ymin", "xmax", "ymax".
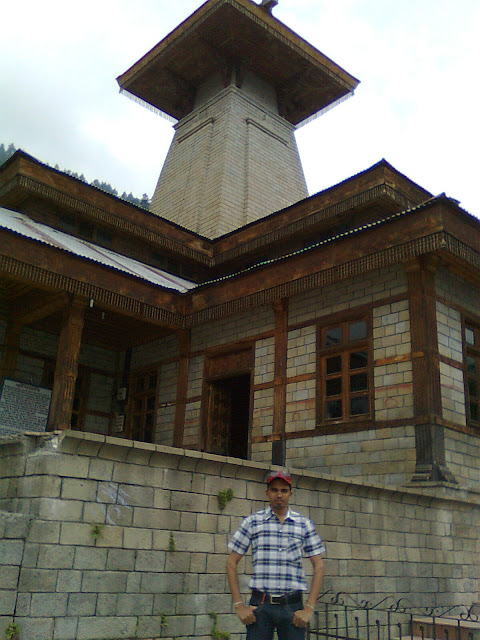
[{"xmin": 266, "ymin": 470, "xmax": 292, "ymax": 487}]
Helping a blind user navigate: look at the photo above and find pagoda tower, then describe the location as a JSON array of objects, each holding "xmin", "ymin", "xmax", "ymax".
[{"xmin": 117, "ymin": 0, "xmax": 359, "ymax": 239}]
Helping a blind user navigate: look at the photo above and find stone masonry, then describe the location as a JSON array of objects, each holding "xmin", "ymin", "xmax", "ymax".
[{"xmin": 1, "ymin": 430, "xmax": 479, "ymax": 640}]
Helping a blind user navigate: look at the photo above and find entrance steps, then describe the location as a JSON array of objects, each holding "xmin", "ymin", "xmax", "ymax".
[{"xmin": 411, "ymin": 616, "xmax": 480, "ymax": 640}]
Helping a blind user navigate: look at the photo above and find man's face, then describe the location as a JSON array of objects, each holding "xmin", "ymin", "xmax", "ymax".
[{"xmin": 266, "ymin": 478, "xmax": 292, "ymax": 512}]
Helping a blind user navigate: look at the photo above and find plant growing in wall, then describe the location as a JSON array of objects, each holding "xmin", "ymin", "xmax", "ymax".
[
  {"xmin": 217, "ymin": 488, "xmax": 234, "ymax": 511},
  {"xmin": 167, "ymin": 532, "xmax": 177, "ymax": 552},
  {"xmin": 160, "ymin": 613, "xmax": 169, "ymax": 636},
  {"xmin": 90, "ymin": 524, "xmax": 104, "ymax": 544},
  {"xmin": 209, "ymin": 612, "xmax": 230, "ymax": 639},
  {"xmin": 4, "ymin": 623, "xmax": 21, "ymax": 640}
]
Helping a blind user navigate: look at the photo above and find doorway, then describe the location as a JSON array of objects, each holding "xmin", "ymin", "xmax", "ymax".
[{"xmin": 205, "ymin": 373, "xmax": 250, "ymax": 459}]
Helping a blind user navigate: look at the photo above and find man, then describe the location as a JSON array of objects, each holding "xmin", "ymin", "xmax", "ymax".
[{"xmin": 226, "ymin": 470, "xmax": 325, "ymax": 640}]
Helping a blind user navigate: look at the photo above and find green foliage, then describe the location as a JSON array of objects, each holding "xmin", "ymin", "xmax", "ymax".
[
  {"xmin": 217, "ymin": 488, "xmax": 234, "ymax": 511},
  {"xmin": 90, "ymin": 524, "xmax": 104, "ymax": 541},
  {"xmin": 4, "ymin": 623, "xmax": 21, "ymax": 640},
  {"xmin": 209, "ymin": 612, "xmax": 230, "ymax": 640},
  {"xmin": 0, "ymin": 143, "xmax": 17, "ymax": 166},
  {"xmin": 160, "ymin": 613, "xmax": 169, "ymax": 635},
  {"xmin": 168, "ymin": 532, "xmax": 177, "ymax": 552}
]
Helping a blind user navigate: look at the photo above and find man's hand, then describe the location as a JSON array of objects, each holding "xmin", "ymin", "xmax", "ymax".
[
  {"xmin": 235, "ymin": 604, "xmax": 257, "ymax": 626},
  {"xmin": 292, "ymin": 606, "xmax": 314, "ymax": 628}
]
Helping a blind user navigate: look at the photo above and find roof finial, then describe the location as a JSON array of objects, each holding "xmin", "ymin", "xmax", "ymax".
[{"xmin": 259, "ymin": 0, "xmax": 278, "ymax": 14}]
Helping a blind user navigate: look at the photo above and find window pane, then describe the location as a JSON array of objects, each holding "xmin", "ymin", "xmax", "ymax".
[
  {"xmin": 350, "ymin": 351, "xmax": 368, "ymax": 370},
  {"xmin": 326, "ymin": 378, "xmax": 342, "ymax": 396},
  {"xmin": 136, "ymin": 377, "xmax": 145, "ymax": 392},
  {"xmin": 467, "ymin": 356, "xmax": 476, "ymax": 374},
  {"xmin": 468, "ymin": 379, "xmax": 478, "ymax": 398},
  {"xmin": 350, "ymin": 373, "xmax": 368, "ymax": 392},
  {"xmin": 325, "ymin": 326, "xmax": 342, "ymax": 346},
  {"xmin": 471, "ymin": 401, "xmax": 478, "ymax": 421},
  {"xmin": 147, "ymin": 396, "xmax": 156, "ymax": 411},
  {"xmin": 465, "ymin": 327, "xmax": 475, "ymax": 346},
  {"xmin": 326, "ymin": 356, "xmax": 342, "ymax": 375},
  {"xmin": 326, "ymin": 400, "xmax": 342, "ymax": 419},
  {"xmin": 149, "ymin": 374, "xmax": 158, "ymax": 389},
  {"xmin": 349, "ymin": 321, "xmax": 367, "ymax": 341},
  {"xmin": 135, "ymin": 398, "xmax": 143, "ymax": 412},
  {"xmin": 350, "ymin": 396, "xmax": 369, "ymax": 416}
]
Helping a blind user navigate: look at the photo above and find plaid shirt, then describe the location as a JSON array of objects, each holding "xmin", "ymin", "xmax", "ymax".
[{"xmin": 229, "ymin": 507, "xmax": 325, "ymax": 595}]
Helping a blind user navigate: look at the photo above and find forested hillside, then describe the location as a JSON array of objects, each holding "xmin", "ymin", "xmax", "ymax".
[{"xmin": 0, "ymin": 143, "xmax": 150, "ymax": 209}]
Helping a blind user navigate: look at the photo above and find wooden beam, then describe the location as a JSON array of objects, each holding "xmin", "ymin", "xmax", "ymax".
[
  {"xmin": 406, "ymin": 256, "xmax": 456, "ymax": 483},
  {"xmin": 0, "ymin": 317, "xmax": 22, "ymax": 382},
  {"xmin": 272, "ymin": 299, "xmax": 288, "ymax": 464},
  {"xmin": 173, "ymin": 330, "xmax": 190, "ymax": 448},
  {"xmin": 47, "ymin": 296, "xmax": 86, "ymax": 431}
]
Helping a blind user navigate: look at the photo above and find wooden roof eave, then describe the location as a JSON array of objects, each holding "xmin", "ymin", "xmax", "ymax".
[
  {"xmin": 0, "ymin": 230, "xmax": 187, "ymax": 329},
  {"xmin": 0, "ymin": 152, "xmax": 213, "ymax": 265},
  {"xmin": 186, "ymin": 201, "xmax": 480, "ymax": 324}
]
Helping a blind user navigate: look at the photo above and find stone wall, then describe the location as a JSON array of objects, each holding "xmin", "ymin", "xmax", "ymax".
[{"xmin": 1, "ymin": 431, "xmax": 479, "ymax": 640}]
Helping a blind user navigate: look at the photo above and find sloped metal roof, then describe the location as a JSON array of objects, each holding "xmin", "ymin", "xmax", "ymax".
[{"xmin": 0, "ymin": 207, "xmax": 197, "ymax": 293}]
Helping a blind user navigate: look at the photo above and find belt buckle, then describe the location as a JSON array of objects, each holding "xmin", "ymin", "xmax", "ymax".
[{"xmin": 270, "ymin": 595, "xmax": 285, "ymax": 605}]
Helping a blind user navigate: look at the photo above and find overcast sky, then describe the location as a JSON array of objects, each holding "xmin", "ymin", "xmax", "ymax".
[{"xmin": 2, "ymin": 0, "xmax": 480, "ymax": 218}]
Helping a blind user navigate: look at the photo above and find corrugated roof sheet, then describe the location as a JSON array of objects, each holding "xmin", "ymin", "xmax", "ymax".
[{"xmin": 0, "ymin": 207, "xmax": 197, "ymax": 293}]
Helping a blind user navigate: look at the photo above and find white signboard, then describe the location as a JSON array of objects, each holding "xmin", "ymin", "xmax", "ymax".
[{"xmin": 0, "ymin": 379, "xmax": 52, "ymax": 437}]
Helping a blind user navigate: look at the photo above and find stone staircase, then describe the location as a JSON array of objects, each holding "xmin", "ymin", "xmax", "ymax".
[{"xmin": 411, "ymin": 616, "xmax": 480, "ymax": 640}]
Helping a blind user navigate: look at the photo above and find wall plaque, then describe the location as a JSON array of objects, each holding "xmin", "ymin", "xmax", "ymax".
[{"xmin": 0, "ymin": 379, "xmax": 52, "ymax": 437}]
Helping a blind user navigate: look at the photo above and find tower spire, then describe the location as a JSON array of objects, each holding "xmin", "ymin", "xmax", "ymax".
[{"xmin": 117, "ymin": 0, "xmax": 359, "ymax": 238}]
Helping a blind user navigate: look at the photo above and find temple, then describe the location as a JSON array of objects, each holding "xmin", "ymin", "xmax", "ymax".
[{"xmin": 1, "ymin": 5, "xmax": 480, "ymax": 635}]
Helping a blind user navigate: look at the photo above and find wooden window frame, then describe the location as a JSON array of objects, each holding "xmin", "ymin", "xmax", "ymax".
[
  {"xmin": 464, "ymin": 319, "xmax": 480, "ymax": 430},
  {"xmin": 127, "ymin": 367, "xmax": 160, "ymax": 443},
  {"xmin": 316, "ymin": 316, "xmax": 372, "ymax": 427}
]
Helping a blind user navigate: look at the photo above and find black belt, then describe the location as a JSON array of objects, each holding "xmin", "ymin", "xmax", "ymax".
[{"xmin": 252, "ymin": 590, "xmax": 302, "ymax": 605}]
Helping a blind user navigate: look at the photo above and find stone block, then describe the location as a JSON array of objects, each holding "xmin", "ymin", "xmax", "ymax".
[
  {"xmin": 81, "ymin": 570, "xmax": 128, "ymax": 593},
  {"xmin": 53, "ymin": 616, "xmax": 78, "ymax": 640},
  {"xmin": 88, "ymin": 458, "xmax": 114, "ymax": 481},
  {"xmin": 135, "ymin": 550, "xmax": 166, "ymax": 572},
  {"xmin": 82, "ymin": 501, "xmax": 108, "ymax": 524},
  {"xmin": 165, "ymin": 552, "xmax": 191, "ymax": 573},
  {"xmin": 96, "ymin": 593, "xmax": 118, "ymax": 615},
  {"xmin": 76, "ymin": 615, "xmax": 137, "ymax": 640},
  {"xmin": 18, "ymin": 568, "xmax": 57, "ymax": 592},
  {"xmin": 171, "ymin": 490, "xmax": 209, "ymax": 512},
  {"xmin": 14, "ymin": 617, "xmax": 54, "ymax": 640},
  {"xmin": 56, "ymin": 569, "xmax": 83, "ymax": 593},
  {"xmin": 105, "ymin": 504, "xmax": 133, "ymax": 527},
  {"xmin": 73, "ymin": 547, "xmax": 107, "ymax": 570},
  {"xmin": 133, "ymin": 506, "xmax": 180, "ymax": 529},
  {"xmin": 28, "ymin": 520, "xmax": 60, "ymax": 544},
  {"xmin": 0, "ymin": 590, "xmax": 16, "ymax": 615},
  {"xmin": 67, "ymin": 592, "xmax": 97, "ymax": 616},
  {"xmin": 35, "ymin": 497, "xmax": 83, "ymax": 522},
  {"xmin": 153, "ymin": 593, "xmax": 177, "ymax": 614},
  {"xmin": 30, "ymin": 592, "xmax": 68, "ymax": 617},
  {"xmin": 116, "ymin": 593, "xmax": 154, "ymax": 616},
  {"xmin": 37, "ymin": 544, "xmax": 75, "ymax": 569},
  {"xmin": 61, "ymin": 477, "xmax": 97, "ymax": 501},
  {"xmin": 60, "ymin": 522, "xmax": 94, "ymax": 546},
  {"xmin": 117, "ymin": 483, "xmax": 155, "ymax": 507},
  {"xmin": 106, "ymin": 548, "xmax": 136, "ymax": 571},
  {"xmin": 0, "ymin": 539, "xmax": 24, "ymax": 564},
  {"xmin": 113, "ymin": 461, "xmax": 163, "ymax": 487},
  {"xmin": 123, "ymin": 527, "xmax": 152, "ymax": 549},
  {"xmin": 140, "ymin": 572, "xmax": 185, "ymax": 594},
  {"xmin": 25, "ymin": 453, "xmax": 89, "ymax": 479}
]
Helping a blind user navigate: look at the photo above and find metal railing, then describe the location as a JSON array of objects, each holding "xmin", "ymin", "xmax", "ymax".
[{"xmin": 307, "ymin": 592, "xmax": 480, "ymax": 640}]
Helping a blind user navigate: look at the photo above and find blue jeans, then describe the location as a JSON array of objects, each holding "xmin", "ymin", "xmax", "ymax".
[{"xmin": 246, "ymin": 592, "xmax": 305, "ymax": 640}]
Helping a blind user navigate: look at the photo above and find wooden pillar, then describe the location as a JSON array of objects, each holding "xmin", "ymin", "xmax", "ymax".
[
  {"xmin": 0, "ymin": 319, "xmax": 23, "ymax": 383},
  {"xmin": 406, "ymin": 257, "xmax": 456, "ymax": 482},
  {"xmin": 272, "ymin": 299, "xmax": 288, "ymax": 465},
  {"xmin": 173, "ymin": 329, "xmax": 191, "ymax": 448},
  {"xmin": 48, "ymin": 297, "xmax": 86, "ymax": 431}
]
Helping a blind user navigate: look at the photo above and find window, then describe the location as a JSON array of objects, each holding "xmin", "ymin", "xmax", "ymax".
[
  {"xmin": 317, "ymin": 318, "xmax": 371, "ymax": 423},
  {"xmin": 129, "ymin": 369, "xmax": 159, "ymax": 443},
  {"xmin": 465, "ymin": 322, "xmax": 480, "ymax": 427}
]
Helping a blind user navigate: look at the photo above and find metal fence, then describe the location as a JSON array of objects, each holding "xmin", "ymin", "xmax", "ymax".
[{"xmin": 307, "ymin": 592, "xmax": 480, "ymax": 640}]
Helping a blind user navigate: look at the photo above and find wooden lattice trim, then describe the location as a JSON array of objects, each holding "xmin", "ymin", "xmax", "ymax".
[{"xmin": 0, "ymin": 255, "xmax": 182, "ymax": 327}]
